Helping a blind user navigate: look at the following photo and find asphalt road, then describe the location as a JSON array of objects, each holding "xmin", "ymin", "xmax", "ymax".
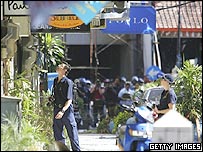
[{"xmin": 78, "ymin": 133, "xmax": 120, "ymax": 151}]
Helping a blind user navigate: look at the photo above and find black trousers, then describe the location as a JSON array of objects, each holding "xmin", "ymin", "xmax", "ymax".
[
  {"xmin": 53, "ymin": 105, "xmax": 80, "ymax": 151},
  {"xmin": 92, "ymin": 100, "xmax": 105, "ymax": 126}
]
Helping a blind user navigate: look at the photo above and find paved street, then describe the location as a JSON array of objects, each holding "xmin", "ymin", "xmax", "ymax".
[{"xmin": 78, "ymin": 132, "xmax": 120, "ymax": 151}]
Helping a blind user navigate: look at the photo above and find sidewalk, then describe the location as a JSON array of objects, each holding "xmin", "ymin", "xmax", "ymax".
[{"xmin": 78, "ymin": 132, "xmax": 120, "ymax": 151}]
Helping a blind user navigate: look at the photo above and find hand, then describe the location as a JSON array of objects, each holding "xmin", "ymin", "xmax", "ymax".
[
  {"xmin": 55, "ymin": 111, "xmax": 64, "ymax": 119},
  {"xmin": 153, "ymin": 106, "xmax": 159, "ymax": 114},
  {"xmin": 152, "ymin": 111, "xmax": 158, "ymax": 119}
]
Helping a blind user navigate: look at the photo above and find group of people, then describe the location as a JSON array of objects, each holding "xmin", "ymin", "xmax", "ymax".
[
  {"xmin": 73, "ymin": 74, "xmax": 146, "ymax": 128},
  {"xmin": 49, "ymin": 62, "xmax": 177, "ymax": 151}
]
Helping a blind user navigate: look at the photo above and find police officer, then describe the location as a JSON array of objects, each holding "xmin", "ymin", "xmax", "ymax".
[
  {"xmin": 52, "ymin": 63, "xmax": 80, "ymax": 151},
  {"xmin": 153, "ymin": 73, "xmax": 177, "ymax": 118}
]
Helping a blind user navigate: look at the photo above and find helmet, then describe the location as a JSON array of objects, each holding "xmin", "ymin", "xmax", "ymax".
[
  {"xmin": 100, "ymin": 83, "xmax": 105, "ymax": 88},
  {"xmin": 85, "ymin": 79, "xmax": 91, "ymax": 85},
  {"xmin": 157, "ymin": 72, "xmax": 164, "ymax": 79},
  {"xmin": 74, "ymin": 79, "xmax": 80, "ymax": 84},
  {"xmin": 138, "ymin": 78, "xmax": 144, "ymax": 84},
  {"xmin": 104, "ymin": 79, "xmax": 111, "ymax": 83},
  {"xmin": 125, "ymin": 81, "xmax": 131, "ymax": 85},
  {"xmin": 120, "ymin": 76, "xmax": 126, "ymax": 83},
  {"xmin": 79, "ymin": 77, "xmax": 86, "ymax": 84},
  {"xmin": 162, "ymin": 74, "xmax": 174, "ymax": 84},
  {"xmin": 131, "ymin": 76, "xmax": 139, "ymax": 83}
]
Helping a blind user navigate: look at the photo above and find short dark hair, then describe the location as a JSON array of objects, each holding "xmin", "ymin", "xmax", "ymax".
[
  {"xmin": 65, "ymin": 63, "xmax": 71, "ymax": 72},
  {"xmin": 62, "ymin": 61, "xmax": 71, "ymax": 72}
]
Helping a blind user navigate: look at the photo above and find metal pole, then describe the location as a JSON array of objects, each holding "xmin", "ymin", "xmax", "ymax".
[
  {"xmin": 176, "ymin": 1, "xmax": 182, "ymax": 68},
  {"xmin": 41, "ymin": 33, "xmax": 48, "ymax": 92},
  {"xmin": 90, "ymin": 29, "xmax": 94, "ymax": 81},
  {"xmin": 153, "ymin": 32, "xmax": 162, "ymax": 70},
  {"xmin": 94, "ymin": 29, "xmax": 99, "ymax": 81}
]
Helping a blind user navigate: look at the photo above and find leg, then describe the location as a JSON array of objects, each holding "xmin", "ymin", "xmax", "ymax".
[
  {"xmin": 63, "ymin": 110, "xmax": 80, "ymax": 151},
  {"xmin": 108, "ymin": 104, "xmax": 116, "ymax": 118},
  {"xmin": 92, "ymin": 105, "xmax": 99, "ymax": 127},
  {"xmin": 53, "ymin": 108, "xmax": 66, "ymax": 144},
  {"xmin": 89, "ymin": 101, "xmax": 94, "ymax": 127}
]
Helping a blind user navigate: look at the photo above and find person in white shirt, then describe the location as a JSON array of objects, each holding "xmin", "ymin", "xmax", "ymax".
[{"xmin": 118, "ymin": 81, "xmax": 135, "ymax": 106}]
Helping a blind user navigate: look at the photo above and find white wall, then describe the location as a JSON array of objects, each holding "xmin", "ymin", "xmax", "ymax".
[
  {"xmin": 1, "ymin": 1, "xmax": 4, "ymax": 95},
  {"xmin": 143, "ymin": 34, "xmax": 152, "ymax": 74}
]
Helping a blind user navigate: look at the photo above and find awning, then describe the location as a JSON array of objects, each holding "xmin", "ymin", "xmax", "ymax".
[{"xmin": 155, "ymin": 1, "xmax": 202, "ymax": 38}]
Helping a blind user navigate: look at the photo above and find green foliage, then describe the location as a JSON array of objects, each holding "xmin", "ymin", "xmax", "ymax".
[
  {"xmin": 112, "ymin": 111, "xmax": 133, "ymax": 134},
  {"xmin": 8, "ymin": 71, "xmax": 37, "ymax": 122},
  {"xmin": 6, "ymin": 72, "xmax": 55, "ymax": 150},
  {"xmin": 35, "ymin": 91, "xmax": 55, "ymax": 145},
  {"xmin": 95, "ymin": 106, "xmax": 133, "ymax": 134},
  {"xmin": 1, "ymin": 113, "xmax": 48, "ymax": 151},
  {"xmin": 174, "ymin": 60, "xmax": 202, "ymax": 122},
  {"xmin": 38, "ymin": 33, "xmax": 65, "ymax": 72},
  {"xmin": 3, "ymin": 33, "xmax": 68, "ymax": 150},
  {"xmin": 97, "ymin": 117, "xmax": 111, "ymax": 134},
  {"xmin": 76, "ymin": 96, "xmax": 86, "ymax": 115}
]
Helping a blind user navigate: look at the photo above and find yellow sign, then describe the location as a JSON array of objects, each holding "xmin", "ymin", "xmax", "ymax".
[{"xmin": 49, "ymin": 15, "xmax": 83, "ymax": 28}]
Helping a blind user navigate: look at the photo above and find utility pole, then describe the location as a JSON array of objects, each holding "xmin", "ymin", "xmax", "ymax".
[
  {"xmin": 176, "ymin": 1, "xmax": 182, "ymax": 68},
  {"xmin": 90, "ymin": 29, "xmax": 94, "ymax": 81}
]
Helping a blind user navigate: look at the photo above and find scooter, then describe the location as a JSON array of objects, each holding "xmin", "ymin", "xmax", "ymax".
[
  {"xmin": 119, "ymin": 93, "xmax": 135, "ymax": 110},
  {"xmin": 116, "ymin": 100, "xmax": 155, "ymax": 151}
]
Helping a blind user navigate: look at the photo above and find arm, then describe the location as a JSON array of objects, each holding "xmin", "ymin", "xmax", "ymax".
[
  {"xmin": 154, "ymin": 89, "xmax": 176, "ymax": 115},
  {"xmin": 62, "ymin": 99, "xmax": 72, "ymax": 112},
  {"xmin": 118, "ymin": 89, "xmax": 123, "ymax": 98},
  {"xmin": 154, "ymin": 102, "xmax": 175, "ymax": 114},
  {"xmin": 55, "ymin": 99, "xmax": 72, "ymax": 119},
  {"xmin": 55, "ymin": 79, "xmax": 73, "ymax": 119}
]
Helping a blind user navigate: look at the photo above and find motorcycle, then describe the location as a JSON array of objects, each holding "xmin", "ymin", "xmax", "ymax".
[
  {"xmin": 119, "ymin": 93, "xmax": 135, "ymax": 109},
  {"xmin": 116, "ymin": 100, "xmax": 155, "ymax": 151}
]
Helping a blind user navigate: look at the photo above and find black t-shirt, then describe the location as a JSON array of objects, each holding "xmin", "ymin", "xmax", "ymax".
[
  {"xmin": 53, "ymin": 76, "xmax": 73, "ymax": 106},
  {"xmin": 157, "ymin": 89, "xmax": 177, "ymax": 118},
  {"xmin": 104, "ymin": 86, "xmax": 118, "ymax": 105}
]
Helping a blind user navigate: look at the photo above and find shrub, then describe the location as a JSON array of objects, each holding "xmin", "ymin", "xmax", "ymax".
[
  {"xmin": 174, "ymin": 60, "xmax": 202, "ymax": 142},
  {"xmin": 97, "ymin": 117, "xmax": 111, "ymax": 134},
  {"xmin": 112, "ymin": 111, "xmax": 133, "ymax": 134},
  {"xmin": 1, "ymin": 113, "xmax": 48, "ymax": 151}
]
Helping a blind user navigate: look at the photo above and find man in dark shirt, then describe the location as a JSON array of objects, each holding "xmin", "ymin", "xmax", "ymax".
[
  {"xmin": 103, "ymin": 79, "xmax": 119, "ymax": 118},
  {"xmin": 52, "ymin": 63, "xmax": 80, "ymax": 151}
]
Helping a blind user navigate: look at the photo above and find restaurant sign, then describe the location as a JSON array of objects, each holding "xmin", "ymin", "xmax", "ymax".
[{"xmin": 31, "ymin": 15, "xmax": 90, "ymax": 33}]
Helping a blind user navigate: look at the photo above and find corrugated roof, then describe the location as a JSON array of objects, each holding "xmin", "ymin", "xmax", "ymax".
[{"xmin": 154, "ymin": 1, "xmax": 202, "ymax": 38}]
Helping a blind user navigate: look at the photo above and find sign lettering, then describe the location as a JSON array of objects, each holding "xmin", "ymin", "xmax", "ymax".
[
  {"xmin": 31, "ymin": 15, "xmax": 90, "ymax": 33},
  {"xmin": 3, "ymin": 1, "xmax": 72, "ymax": 16},
  {"xmin": 102, "ymin": 6, "xmax": 156, "ymax": 34}
]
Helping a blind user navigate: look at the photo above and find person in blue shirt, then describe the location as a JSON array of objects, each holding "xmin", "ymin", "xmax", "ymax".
[
  {"xmin": 153, "ymin": 73, "xmax": 177, "ymax": 118},
  {"xmin": 52, "ymin": 63, "xmax": 80, "ymax": 151}
]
